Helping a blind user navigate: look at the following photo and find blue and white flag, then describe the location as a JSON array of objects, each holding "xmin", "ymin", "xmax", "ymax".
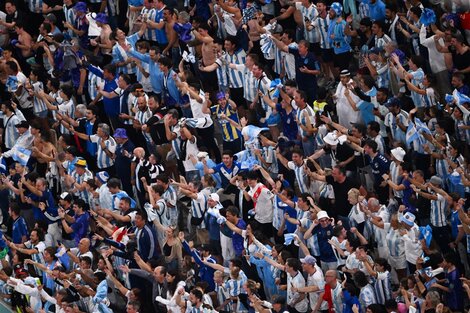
[
  {"xmin": 269, "ymin": 78, "xmax": 283, "ymax": 99},
  {"xmin": 260, "ymin": 34, "xmax": 274, "ymax": 54},
  {"xmin": 414, "ymin": 118, "xmax": 431, "ymax": 135},
  {"xmin": 405, "ymin": 123, "xmax": 419, "ymax": 146},
  {"xmin": 12, "ymin": 147, "xmax": 31, "ymax": 166},
  {"xmin": 418, "ymin": 225, "xmax": 432, "ymax": 248},
  {"xmin": 284, "ymin": 233, "xmax": 299, "ymax": 246}
]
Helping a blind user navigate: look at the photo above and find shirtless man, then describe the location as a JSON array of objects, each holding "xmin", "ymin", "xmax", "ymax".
[
  {"xmin": 32, "ymin": 133, "xmax": 58, "ymax": 176},
  {"xmin": 13, "ymin": 22, "xmax": 32, "ymax": 59},
  {"xmin": 192, "ymin": 23, "xmax": 218, "ymax": 93},
  {"xmin": 90, "ymin": 14, "xmax": 113, "ymax": 62},
  {"xmin": 162, "ymin": 7, "xmax": 179, "ymax": 68}
]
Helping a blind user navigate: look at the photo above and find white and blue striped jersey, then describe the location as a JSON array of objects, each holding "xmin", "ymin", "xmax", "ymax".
[
  {"xmin": 422, "ymin": 88, "xmax": 437, "ymax": 108},
  {"xmin": 163, "ymin": 185, "xmax": 178, "ymax": 225},
  {"xmin": 295, "ymin": 104, "xmax": 316, "ymax": 138},
  {"xmin": 215, "ymin": 284, "xmax": 231, "ymax": 312},
  {"xmin": 359, "ymin": 284, "xmax": 377, "ymax": 309},
  {"xmin": 112, "ymin": 43, "xmax": 137, "ymax": 75},
  {"xmin": 262, "ymin": 145, "xmax": 278, "ymax": 174},
  {"xmin": 25, "ymin": 241, "xmax": 46, "ymax": 274},
  {"xmin": 315, "ymin": 15, "xmax": 331, "ymax": 49},
  {"xmin": 89, "ymin": 135, "xmax": 117, "ymax": 169},
  {"xmin": 191, "ymin": 192, "xmax": 208, "ymax": 229},
  {"xmin": 408, "ymin": 68, "xmax": 425, "ymax": 108},
  {"xmin": 256, "ymin": 75, "xmax": 273, "ymax": 118},
  {"xmin": 300, "ymin": 217, "xmax": 321, "ymax": 256},
  {"xmin": 135, "ymin": 108, "xmax": 153, "ymax": 142},
  {"xmin": 63, "ymin": 5, "xmax": 77, "ymax": 38},
  {"xmin": 215, "ymin": 56, "xmax": 229, "ymax": 89},
  {"xmin": 27, "ymin": 0, "xmax": 43, "ymax": 13},
  {"xmin": 295, "ymin": 2, "xmax": 319, "ymax": 43},
  {"xmin": 106, "ymin": 0, "xmax": 119, "ymax": 16},
  {"xmin": 224, "ymin": 49, "xmax": 246, "ymax": 89},
  {"xmin": 287, "ymin": 160, "xmax": 309, "ymax": 193},
  {"xmin": 32, "ymin": 81, "xmax": 47, "ymax": 114},
  {"xmin": 373, "ymin": 271, "xmax": 392, "ymax": 304},
  {"xmin": 282, "ymin": 45, "xmax": 296, "ymax": 80},
  {"xmin": 389, "ymin": 161, "xmax": 404, "ymax": 199},
  {"xmin": 385, "ymin": 224, "xmax": 405, "ymax": 258},
  {"xmin": 58, "ymin": 99, "xmax": 75, "ymax": 135},
  {"xmin": 2, "ymin": 113, "xmax": 20, "ymax": 149},
  {"xmin": 234, "ymin": 64, "xmax": 256, "ymax": 102},
  {"xmin": 273, "ymin": 196, "xmax": 287, "ymax": 230},
  {"xmin": 141, "ymin": 7, "xmax": 157, "ymax": 41},
  {"xmin": 384, "ymin": 110, "xmax": 409, "ymax": 145},
  {"xmin": 88, "ymin": 68, "xmax": 104, "ymax": 100},
  {"xmin": 274, "ymin": 45, "xmax": 283, "ymax": 75},
  {"xmin": 71, "ymin": 168, "xmax": 93, "ymax": 200},
  {"xmin": 430, "ymin": 192, "xmax": 448, "ymax": 227}
]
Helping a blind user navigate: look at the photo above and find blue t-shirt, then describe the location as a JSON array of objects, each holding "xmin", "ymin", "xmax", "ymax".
[
  {"xmin": 369, "ymin": 0, "xmax": 386, "ymax": 21},
  {"xmin": 276, "ymin": 103, "xmax": 298, "ymax": 141},
  {"xmin": 29, "ymin": 190, "xmax": 57, "ymax": 223},
  {"xmin": 72, "ymin": 212, "xmax": 90, "ymax": 244},
  {"xmin": 12, "ymin": 216, "xmax": 29, "ymax": 244},
  {"xmin": 450, "ymin": 210, "xmax": 461, "ymax": 240},
  {"xmin": 357, "ymin": 101, "xmax": 375, "ymax": 125},
  {"xmin": 288, "ymin": 48, "xmax": 320, "ymax": 91},
  {"xmin": 368, "ymin": 153, "xmax": 390, "ymax": 185}
]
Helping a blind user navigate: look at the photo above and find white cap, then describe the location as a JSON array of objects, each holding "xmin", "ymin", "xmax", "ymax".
[
  {"xmin": 197, "ymin": 151, "xmax": 209, "ymax": 160},
  {"xmin": 391, "ymin": 147, "xmax": 406, "ymax": 162},
  {"xmin": 323, "ymin": 132, "xmax": 338, "ymax": 146},
  {"xmin": 209, "ymin": 193, "xmax": 220, "ymax": 203},
  {"xmin": 317, "ymin": 211, "xmax": 329, "ymax": 220}
]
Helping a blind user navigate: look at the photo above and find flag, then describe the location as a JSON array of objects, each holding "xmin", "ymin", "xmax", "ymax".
[
  {"xmin": 260, "ymin": 34, "xmax": 274, "ymax": 55},
  {"xmin": 418, "ymin": 225, "xmax": 433, "ymax": 247},
  {"xmin": 453, "ymin": 89, "xmax": 470, "ymax": 105},
  {"xmin": 269, "ymin": 79, "xmax": 283, "ymax": 99},
  {"xmin": 414, "ymin": 118, "xmax": 431, "ymax": 135},
  {"xmin": 284, "ymin": 233, "xmax": 299, "ymax": 246},
  {"xmin": 405, "ymin": 123, "xmax": 419, "ymax": 146},
  {"xmin": 12, "ymin": 147, "xmax": 31, "ymax": 166}
]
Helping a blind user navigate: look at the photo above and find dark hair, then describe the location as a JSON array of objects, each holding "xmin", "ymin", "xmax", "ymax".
[
  {"xmin": 79, "ymin": 256, "xmax": 92, "ymax": 266},
  {"xmin": 87, "ymin": 105, "xmax": 98, "ymax": 116},
  {"xmin": 135, "ymin": 210, "xmax": 148, "ymax": 221},
  {"xmin": 60, "ymin": 84, "xmax": 74, "ymax": 99},
  {"xmin": 386, "ymin": 3, "xmax": 398, "ymax": 13},
  {"xmin": 31, "ymin": 228, "xmax": 45, "ymax": 242},
  {"xmin": 197, "ymin": 22, "xmax": 210, "ymax": 31},
  {"xmin": 360, "ymin": 17, "xmax": 372, "ymax": 27},
  {"xmin": 158, "ymin": 56, "xmax": 172, "ymax": 69},
  {"xmin": 362, "ymin": 75, "xmax": 376, "ymax": 89},
  {"xmin": 368, "ymin": 121, "xmax": 381, "ymax": 134},
  {"xmin": 385, "ymin": 299, "xmax": 398, "ymax": 310},
  {"xmin": 72, "ymin": 199, "xmax": 85, "ymax": 211},
  {"xmin": 353, "ymin": 271, "xmax": 369, "ymax": 288},
  {"xmin": 6, "ymin": 61, "xmax": 18, "ymax": 72},
  {"xmin": 120, "ymin": 197, "xmax": 132, "ymax": 207},
  {"xmin": 226, "ymin": 206, "xmax": 239, "ymax": 217},
  {"xmin": 373, "ymin": 20, "xmax": 385, "ymax": 30},
  {"xmin": 9, "ymin": 202, "xmax": 21, "ymax": 216},
  {"xmin": 286, "ymin": 258, "xmax": 302, "ymax": 271},
  {"xmin": 167, "ymin": 108, "xmax": 179, "ymax": 119},
  {"xmin": 190, "ymin": 288, "xmax": 203, "ymax": 301},
  {"xmin": 364, "ymin": 139, "xmax": 378, "ymax": 152},
  {"xmin": 103, "ymin": 64, "xmax": 116, "ymax": 75},
  {"xmin": 225, "ymin": 35, "xmax": 238, "ymax": 47},
  {"xmin": 156, "ymin": 174, "xmax": 169, "ymax": 184},
  {"xmin": 374, "ymin": 257, "xmax": 391, "ymax": 272},
  {"xmin": 295, "ymin": 89, "xmax": 307, "ymax": 102},
  {"xmin": 409, "ymin": 55, "xmax": 424, "ymax": 69},
  {"xmin": 409, "ymin": 6, "xmax": 422, "ymax": 17},
  {"xmin": 120, "ymin": 74, "xmax": 132, "ymax": 85},
  {"xmin": 107, "ymin": 178, "xmax": 121, "ymax": 189},
  {"xmin": 222, "ymin": 150, "xmax": 234, "ymax": 158},
  {"xmin": 44, "ymin": 246, "xmax": 57, "ymax": 259},
  {"xmin": 152, "ymin": 184, "xmax": 165, "ymax": 196}
]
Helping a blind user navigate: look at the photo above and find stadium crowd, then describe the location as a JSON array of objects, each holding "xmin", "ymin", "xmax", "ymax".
[{"xmin": 0, "ymin": 0, "xmax": 469, "ymax": 312}]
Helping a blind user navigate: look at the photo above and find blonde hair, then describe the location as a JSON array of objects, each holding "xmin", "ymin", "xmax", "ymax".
[{"xmin": 245, "ymin": 279, "xmax": 261, "ymax": 292}]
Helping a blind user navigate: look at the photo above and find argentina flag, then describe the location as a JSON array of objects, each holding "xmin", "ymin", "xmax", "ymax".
[
  {"xmin": 405, "ymin": 123, "xmax": 419, "ymax": 146},
  {"xmin": 12, "ymin": 147, "xmax": 31, "ymax": 166}
]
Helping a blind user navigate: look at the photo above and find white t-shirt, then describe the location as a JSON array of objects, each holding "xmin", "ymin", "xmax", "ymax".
[
  {"xmin": 287, "ymin": 271, "xmax": 309, "ymax": 312},
  {"xmin": 248, "ymin": 183, "xmax": 274, "ymax": 224},
  {"xmin": 307, "ymin": 266, "xmax": 328, "ymax": 311}
]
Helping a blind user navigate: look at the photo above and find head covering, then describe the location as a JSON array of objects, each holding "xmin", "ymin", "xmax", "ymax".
[
  {"xmin": 65, "ymin": 146, "xmax": 78, "ymax": 156},
  {"xmin": 96, "ymin": 171, "xmax": 110, "ymax": 183},
  {"xmin": 197, "ymin": 151, "xmax": 209, "ymax": 161},
  {"xmin": 113, "ymin": 128, "xmax": 128, "ymax": 139},
  {"xmin": 400, "ymin": 212, "xmax": 416, "ymax": 227},
  {"xmin": 73, "ymin": 2, "xmax": 87, "ymax": 12},
  {"xmin": 209, "ymin": 193, "xmax": 220, "ymax": 203},
  {"xmin": 241, "ymin": 125, "xmax": 269, "ymax": 144},
  {"xmin": 199, "ymin": 244, "xmax": 212, "ymax": 252},
  {"xmin": 317, "ymin": 211, "xmax": 329, "ymax": 220},
  {"xmin": 323, "ymin": 132, "xmax": 339, "ymax": 146},
  {"xmin": 75, "ymin": 158, "xmax": 87, "ymax": 167},
  {"xmin": 339, "ymin": 69, "xmax": 350, "ymax": 76},
  {"xmin": 216, "ymin": 91, "xmax": 226, "ymax": 100},
  {"xmin": 384, "ymin": 97, "xmax": 401, "ymax": 108},
  {"xmin": 391, "ymin": 147, "xmax": 406, "ymax": 162},
  {"xmin": 331, "ymin": 2, "xmax": 343, "ymax": 16},
  {"xmin": 429, "ymin": 175, "xmax": 442, "ymax": 186},
  {"xmin": 300, "ymin": 255, "xmax": 317, "ymax": 265},
  {"xmin": 59, "ymin": 192, "xmax": 72, "ymax": 201},
  {"xmin": 95, "ymin": 13, "xmax": 108, "ymax": 24},
  {"xmin": 15, "ymin": 121, "xmax": 29, "ymax": 129}
]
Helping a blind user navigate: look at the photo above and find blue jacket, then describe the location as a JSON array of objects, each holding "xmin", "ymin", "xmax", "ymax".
[{"xmin": 182, "ymin": 240, "xmax": 216, "ymax": 291}]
